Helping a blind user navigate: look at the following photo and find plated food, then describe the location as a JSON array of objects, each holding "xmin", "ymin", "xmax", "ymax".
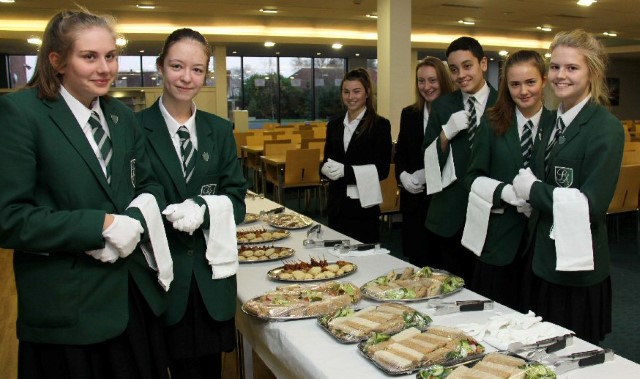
[
  {"xmin": 267, "ymin": 257, "xmax": 356, "ymax": 281},
  {"xmin": 237, "ymin": 228, "xmax": 290, "ymax": 244},
  {"xmin": 358, "ymin": 325, "xmax": 484, "ymax": 375},
  {"xmin": 263, "ymin": 213, "xmax": 314, "ymax": 229},
  {"xmin": 361, "ymin": 266, "xmax": 465, "ymax": 302},
  {"xmin": 242, "ymin": 281, "xmax": 362, "ymax": 321},
  {"xmin": 242, "ymin": 213, "xmax": 260, "ymax": 224},
  {"xmin": 318, "ymin": 303, "xmax": 432, "ymax": 343},
  {"xmin": 418, "ymin": 352, "xmax": 556, "ymax": 379},
  {"xmin": 238, "ymin": 245, "xmax": 295, "ymax": 263}
]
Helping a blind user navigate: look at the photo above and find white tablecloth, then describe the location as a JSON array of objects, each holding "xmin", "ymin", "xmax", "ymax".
[{"xmin": 236, "ymin": 196, "xmax": 640, "ymax": 379}]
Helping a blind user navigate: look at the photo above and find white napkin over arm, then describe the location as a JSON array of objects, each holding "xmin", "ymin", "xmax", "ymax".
[
  {"xmin": 351, "ymin": 164, "xmax": 383, "ymax": 208},
  {"xmin": 424, "ymin": 138, "xmax": 457, "ymax": 195},
  {"xmin": 461, "ymin": 177, "xmax": 501, "ymax": 256},
  {"xmin": 127, "ymin": 193, "xmax": 174, "ymax": 291},
  {"xmin": 551, "ymin": 188, "xmax": 594, "ymax": 271},
  {"xmin": 200, "ymin": 195, "xmax": 239, "ymax": 279}
]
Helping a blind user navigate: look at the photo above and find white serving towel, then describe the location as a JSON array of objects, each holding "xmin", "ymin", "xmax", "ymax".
[
  {"xmin": 456, "ymin": 311, "xmax": 573, "ymax": 351},
  {"xmin": 461, "ymin": 177, "xmax": 501, "ymax": 256},
  {"xmin": 551, "ymin": 188, "xmax": 594, "ymax": 271},
  {"xmin": 424, "ymin": 139, "xmax": 457, "ymax": 195},
  {"xmin": 351, "ymin": 164, "xmax": 382, "ymax": 208},
  {"xmin": 128, "ymin": 193, "xmax": 173, "ymax": 291},
  {"xmin": 200, "ymin": 195, "xmax": 239, "ymax": 279},
  {"xmin": 326, "ymin": 247, "xmax": 390, "ymax": 258}
]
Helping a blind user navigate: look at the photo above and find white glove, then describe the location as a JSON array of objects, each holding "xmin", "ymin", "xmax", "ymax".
[
  {"xmin": 162, "ymin": 199, "xmax": 206, "ymax": 235},
  {"xmin": 500, "ymin": 184, "xmax": 527, "ymax": 207},
  {"xmin": 400, "ymin": 171, "xmax": 424, "ymax": 194},
  {"xmin": 512, "ymin": 168, "xmax": 540, "ymax": 201},
  {"xmin": 441, "ymin": 110, "xmax": 470, "ymax": 140},
  {"xmin": 102, "ymin": 214, "xmax": 144, "ymax": 258},
  {"xmin": 86, "ymin": 241, "xmax": 119, "ymax": 263},
  {"xmin": 321, "ymin": 159, "xmax": 345, "ymax": 181},
  {"xmin": 411, "ymin": 169, "xmax": 426, "ymax": 186},
  {"xmin": 517, "ymin": 203, "xmax": 532, "ymax": 218}
]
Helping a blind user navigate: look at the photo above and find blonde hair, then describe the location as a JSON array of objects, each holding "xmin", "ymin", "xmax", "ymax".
[
  {"xmin": 549, "ymin": 29, "xmax": 610, "ymax": 106},
  {"xmin": 412, "ymin": 57, "xmax": 455, "ymax": 112}
]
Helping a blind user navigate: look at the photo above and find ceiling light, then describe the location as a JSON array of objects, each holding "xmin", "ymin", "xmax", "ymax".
[
  {"xmin": 136, "ymin": 4, "xmax": 156, "ymax": 9},
  {"xmin": 232, "ymin": 51, "xmax": 237, "ymax": 54},
  {"xmin": 537, "ymin": 26, "xmax": 552, "ymax": 32},
  {"xmin": 545, "ymin": 53, "xmax": 551, "ymax": 58},
  {"xmin": 332, "ymin": 43, "xmax": 342, "ymax": 49},
  {"xmin": 121, "ymin": 77, "xmax": 127, "ymax": 80},
  {"xmin": 27, "ymin": 37, "xmax": 42, "ymax": 45},
  {"xmin": 0, "ymin": 0, "xmax": 16, "ymax": 3},
  {"xmin": 498, "ymin": 50, "xmax": 509, "ymax": 56},
  {"xmin": 366, "ymin": 13, "xmax": 378, "ymax": 19},
  {"xmin": 458, "ymin": 19, "xmax": 475, "ymax": 25},
  {"xmin": 259, "ymin": 8, "xmax": 278, "ymax": 14},
  {"xmin": 603, "ymin": 31, "xmax": 617, "ymax": 37},
  {"xmin": 264, "ymin": 41, "xmax": 275, "ymax": 47},
  {"xmin": 316, "ymin": 52, "xmax": 321, "ymax": 56},
  {"xmin": 116, "ymin": 37, "xmax": 127, "ymax": 46},
  {"xmin": 577, "ymin": 0, "xmax": 596, "ymax": 6},
  {"xmin": 139, "ymin": 49, "xmax": 145, "ymax": 53},
  {"xmin": 355, "ymin": 53, "xmax": 360, "ymax": 57}
]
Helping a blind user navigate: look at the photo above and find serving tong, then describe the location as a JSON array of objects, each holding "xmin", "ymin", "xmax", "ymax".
[
  {"xmin": 303, "ymin": 239, "xmax": 350, "ymax": 249},
  {"xmin": 333, "ymin": 242, "xmax": 380, "ymax": 254},
  {"xmin": 259, "ymin": 206, "xmax": 285, "ymax": 217},
  {"xmin": 426, "ymin": 299, "xmax": 494, "ymax": 315},
  {"xmin": 548, "ymin": 348, "xmax": 615, "ymax": 374},
  {"xmin": 507, "ymin": 333, "xmax": 574, "ymax": 355}
]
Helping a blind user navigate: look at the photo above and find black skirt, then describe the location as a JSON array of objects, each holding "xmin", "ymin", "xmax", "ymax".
[
  {"xmin": 328, "ymin": 197, "xmax": 380, "ymax": 243},
  {"xmin": 472, "ymin": 255, "xmax": 529, "ymax": 314},
  {"xmin": 18, "ymin": 277, "xmax": 170, "ymax": 379}
]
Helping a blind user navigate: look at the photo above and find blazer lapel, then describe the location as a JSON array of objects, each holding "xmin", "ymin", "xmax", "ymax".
[
  {"xmin": 189, "ymin": 112, "xmax": 213, "ymax": 195},
  {"xmin": 144, "ymin": 101, "xmax": 188, "ymax": 197},
  {"xmin": 47, "ymin": 98, "xmax": 115, "ymax": 202}
]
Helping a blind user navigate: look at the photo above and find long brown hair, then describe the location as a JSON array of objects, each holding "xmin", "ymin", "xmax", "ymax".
[
  {"xmin": 412, "ymin": 56, "xmax": 455, "ymax": 113},
  {"xmin": 341, "ymin": 67, "xmax": 377, "ymax": 136},
  {"xmin": 488, "ymin": 50, "xmax": 546, "ymax": 135},
  {"xmin": 157, "ymin": 28, "xmax": 211, "ymax": 82},
  {"xmin": 26, "ymin": 9, "xmax": 117, "ymax": 100}
]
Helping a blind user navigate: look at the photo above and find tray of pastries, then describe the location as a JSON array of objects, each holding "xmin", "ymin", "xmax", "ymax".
[
  {"xmin": 238, "ymin": 245, "xmax": 295, "ymax": 263},
  {"xmin": 267, "ymin": 257, "xmax": 356, "ymax": 281},
  {"xmin": 263, "ymin": 212, "xmax": 314, "ymax": 229},
  {"xmin": 361, "ymin": 266, "xmax": 464, "ymax": 302},
  {"xmin": 242, "ymin": 281, "xmax": 362, "ymax": 321},
  {"xmin": 417, "ymin": 351, "xmax": 556, "ymax": 379},
  {"xmin": 358, "ymin": 325, "xmax": 485, "ymax": 375},
  {"xmin": 318, "ymin": 303, "xmax": 432, "ymax": 344},
  {"xmin": 236, "ymin": 228, "xmax": 290, "ymax": 244},
  {"xmin": 242, "ymin": 213, "xmax": 260, "ymax": 224}
]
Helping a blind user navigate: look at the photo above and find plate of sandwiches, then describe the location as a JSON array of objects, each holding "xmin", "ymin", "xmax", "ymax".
[
  {"xmin": 417, "ymin": 351, "xmax": 556, "ymax": 379},
  {"xmin": 267, "ymin": 257, "xmax": 356, "ymax": 281},
  {"xmin": 318, "ymin": 303, "xmax": 432, "ymax": 344},
  {"xmin": 358, "ymin": 325, "xmax": 485, "ymax": 375},
  {"xmin": 263, "ymin": 212, "xmax": 314, "ymax": 229},
  {"xmin": 242, "ymin": 213, "xmax": 260, "ymax": 224},
  {"xmin": 238, "ymin": 245, "xmax": 295, "ymax": 263},
  {"xmin": 361, "ymin": 266, "xmax": 465, "ymax": 302},
  {"xmin": 241, "ymin": 281, "xmax": 362, "ymax": 321},
  {"xmin": 236, "ymin": 228, "xmax": 290, "ymax": 244}
]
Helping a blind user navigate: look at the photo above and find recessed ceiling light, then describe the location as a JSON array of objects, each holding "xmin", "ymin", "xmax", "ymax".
[
  {"xmin": 27, "ymin": 37, "xmax": 42, "ymax": 45},
  {"xmin": 498, "ymin": 50, "xmax": 509, "ymax": 56},
  {"xmin": 121, "ymin": 77, "xmax": 127, "ymax": 80},
  {"xmin": 136, "ymin": 4, "xmax": 156, "ymax": 10},
  {"xmin": 577, "ymin": 0, "xmax": 596, "ymax": 6},
  {"xmin": 139, "ymin": 49, "xmax": 145, "ymax": 53},
  {"xmin": 355, "ymin": 53, "xmax": 360, "ymax": 57},
  {"xmin": 0, "ymin": 0, "xmax": 16, "ymax": 3},
  {"xmin": 603, "ymin": 31, "xmax": 617, "ymax": 37},
  {"xmin": 332, "ymin": 43, "xmax": 342, "ymax": 49},
  {"xmin": 264, "ymin": 41, "xmax": 275, "ymax": 47},
  {"xmin": 259, "ymin": 8, "xmax": 278, "ymax": 14},
  {"xmin": 537, "ymin": 26, "xmax": 552, "ymax": 32},
  {"xmin": 366, "ymin": 13, "xmax": 378, "ymax": 19},
  {"xmin": 276, "ymin": 52, "xmax": 280, "ymax": 55},
  {"xmin": 458, "ymin": 19, "xmax": 475, "ymax": 25},
  {"xmin": 316, "ymin": 52, "xmax": 322, "ymax": 56},
  {"xmin": 232, "ymin": 51, "xmax": 237, "ymax": 54},
  {"xmin": 116, "ymin": 37, "xmax": 127, "ymax": 46}
]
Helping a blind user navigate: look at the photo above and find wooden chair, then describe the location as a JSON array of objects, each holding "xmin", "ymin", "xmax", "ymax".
[
  {"xmin": 263, "ymin": 141, "xmax": 295, "ymax": 156},
  {"xmin": 246, "ymin": 134, "xmax": 266, "ymax": 147},
  {"xmin": 313, "ymin": 127, "xmax": 327, "ymax": 139},
  {"xmin": 233, "ymin": 131, "xmax": 253, "ymax": 158},
  {"xmin": 294, "ymin": 129, "xmax": 314, "ymax": 140},
  {"xmin": 276, "ymin": 148, "xmax": 323, "ymax": 210},
  {"xmin": 379, "ymin": 163, "xmax": 400, "ymax": 229},
  {"xmin": 607, "ymin": 164, "xmax": 640, "ymax": 242},
  {"xmin": 301, "ymin": 137, "xmax": 326, "ymax": 149}
]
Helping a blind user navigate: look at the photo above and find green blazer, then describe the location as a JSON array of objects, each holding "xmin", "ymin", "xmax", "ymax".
[
  {"xmin": 136, "ymin": 100, "xmax": 247, "ymax": 325},
  {"xmin": 528, "ymin": 101, "xmax": 624, "ymax": 286},
  {"xmin": 466, "ymin": 108, "xmax": 553, "ymax": 266},
  {"xmin": 0, "ymin": 88, "xmax": 167, "ymax": 345},
  {"xmin": 421, "ymin": 87, "xmax": 498, "ymax": 237}
]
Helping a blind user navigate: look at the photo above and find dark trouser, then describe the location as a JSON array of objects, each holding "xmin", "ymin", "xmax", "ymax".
[{"xmin": 437, "ymin": 228, "xmax": 477, "ymax": 291}]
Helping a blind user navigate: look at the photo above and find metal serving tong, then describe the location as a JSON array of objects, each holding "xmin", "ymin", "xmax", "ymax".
[
  {"xmin": 550, "ymin": 348, "xmax": 615, "ymax": 375},
  {"xmin": 306, "ymin": 224, "xmax": 322, "ymax": 240},
  {"xmin": 333, "ymin": 242, "xmax": 380, "ymax": 254},
  {"xmin": 302, "ymin": 239, "xmax": 350, "ymax": 248},
  {"xmin": 427, "ymin": 299, "xmax": 494, "ymax": 315},
  {"xmin": 259, "ymin": 206, "xmax": 285, "ymax": 216},
  {"xmin": 507, "ymin": 333, "xmax": 575, "ymax": 355}
]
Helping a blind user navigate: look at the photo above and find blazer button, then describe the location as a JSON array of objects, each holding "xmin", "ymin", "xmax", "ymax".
[{"xmin": 186, "ymin": 250, "xmax": 194, "ymax": 256}]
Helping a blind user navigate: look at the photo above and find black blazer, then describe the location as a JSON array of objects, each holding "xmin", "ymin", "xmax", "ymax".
[
  {"xmin": 323, "ymin": 110, "xmax": 392, "ymax": 218},
  {"xmin": 395, "ymin": 104, "xmax": 427, "ymax": 213}
]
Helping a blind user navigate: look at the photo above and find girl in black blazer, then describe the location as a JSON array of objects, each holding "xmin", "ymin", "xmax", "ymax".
[
  {"xmin": 322, "ymin": 68, "xmax": 392, "ymax": 243},
  {"xmin": 395, "ymin": 57, "xmax": 454, "ymax": 266}
]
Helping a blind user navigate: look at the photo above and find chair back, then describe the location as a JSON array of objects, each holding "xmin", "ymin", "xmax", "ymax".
[
  {"xmin": 233, "ymin": 131, "xmax": 252, "ymax": 157},
  {"xmin": 263, "ymin": 140, "xmax": 295, "ymax": 156},
  {"xmin": 608, "ymin": 164, "xmax": 640, "ymax": 214},
  {"xmin": 313, "ymin": 126, "xmax": 327, "ymax": 138},
  {"xmin": 246, "ymin": 134, "xmax": 266, "ymax": 147},
  {"xmin": 301, "ymin": 137, "xmax": 326, "ymax": 149},
  {"xmin": 379, "ymin": 163, "xmax": 400, "ymax": 214},
  {"xmin": 284, "ymin": 149, "xmax": 321, "ymax": 186},
  {"xmin": 623, "ymin": 141, "xmax": 640, "ymax": 164}
]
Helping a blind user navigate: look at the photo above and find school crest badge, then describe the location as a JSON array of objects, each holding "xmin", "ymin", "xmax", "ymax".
[
  {"xmin": 554, "ymin": 166, "xmax": 573, "ymax": 187},
  {"xmin": 200, "ymin": 184, "xmax": 217, "ymax": 195},
  {"xmin": 130, "ymin": 159, "xmax": 136, "ymax": 188}
]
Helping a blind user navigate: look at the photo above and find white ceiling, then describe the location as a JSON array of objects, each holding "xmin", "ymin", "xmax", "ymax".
[{"xmin": 1, "ymin": 0, "xmax": 639, "ymax": 59}]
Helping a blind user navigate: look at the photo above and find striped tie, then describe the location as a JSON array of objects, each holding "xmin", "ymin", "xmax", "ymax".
[
  {"xmin": 521, "ymin": 120, "xmax": 533, "ymax": 168},
  {"xmin": 467, "ymin": 96, "xmax": 478, "ymax": 147},
  {"xmin": 545, "ymin": 117, "xmax": 566, "ymax": 175},
  {"xmin": 88, "ymin": 111, "xmax": 112, "ymax": 183},
  {"xmin": 177, "ymin": 126, "xmax": 196, "ymax": 182}
]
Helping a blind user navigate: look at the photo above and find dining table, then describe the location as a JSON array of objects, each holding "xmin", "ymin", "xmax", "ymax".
[{"xmin": 234, "ymin": 194, "xmax": 640, "ymax": 379}]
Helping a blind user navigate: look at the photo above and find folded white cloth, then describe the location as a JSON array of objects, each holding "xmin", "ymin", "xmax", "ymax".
[
  {"xmin": 326, "ymin": 247, "xmax": 390, "ymax": 258},
  {"xmin": 424, "ymin": 139, "xmax": 457, "ymax": 195},
  {"xmin": 128, "ymin": 193, "xmax": 173, "ymax": 291},
  {"xmin": 551, "ymin": 188, "xmax": 594, "ymax": 271},
  {"xmin": 456, "ymin": 311, "xmax": 573, "ymax": 351},
  {"xmin": 200, "ymin": 195, "xmax": 239, "ymax": 279},
  {"xmin": 351, "ymin": 164, "xmax": 382, "ymax": 208},
  {"xmin": 462, "ymin": 177, "xmax": 501, "ymax": 256}
]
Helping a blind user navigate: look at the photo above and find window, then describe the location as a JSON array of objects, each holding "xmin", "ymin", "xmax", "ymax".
[
  {"xmin": 243, "ymin": 57, "xmax": 278, "ymax": 128},
  {"xmin": 114, "ymin": 56, "xmax": 142, "ymax": 87},
  {"xmin": 8, "ymin": 55, "xmax": 36, "ymax": 88},
  {"xmin": 142, "ymin": 56, "xmax": 160, "ymax": 87},
  {"xmin": 314, "ymin": 58, "xmax": 345, "ymax": 121},
  {"xmin": 279, "ymin": 57, "xmax": 312, "ymax": 123}
]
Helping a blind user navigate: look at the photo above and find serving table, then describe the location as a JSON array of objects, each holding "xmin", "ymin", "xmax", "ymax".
[{"xmin": 235, "ymin": 195, "xmax": 640, "ymax": 379}]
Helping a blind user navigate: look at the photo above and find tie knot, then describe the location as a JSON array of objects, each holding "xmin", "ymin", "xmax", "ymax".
[
  {"xmin": 177, "ymin": 126, "xmax": 190, "ymax": 142},
  {"xmin": 525, "ymin": 120, "xmax": 533, "ymax": 130},
  {"xmin": 467, "ymin": 96, "xmax": 475, "ymax": 107},
  {"xmin": 89, "ymin": 111, "xmax": 101, "ymax": 130},
  {"xmin": 556, "ymin": 117, "xmax": 566, "ymax": 132}
]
